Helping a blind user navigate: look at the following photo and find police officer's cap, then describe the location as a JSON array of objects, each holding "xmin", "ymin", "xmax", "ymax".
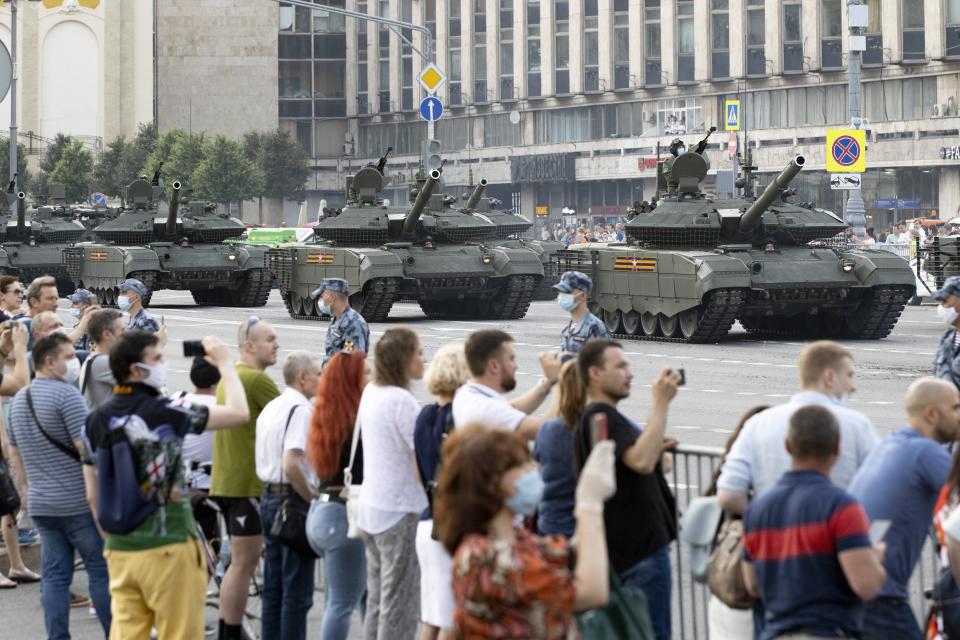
[
  {"xmin": 67, "ymin": 288, "xmax": 95, "ymax": 304},
  {"xmin": 553, "ymin": 271, "xmax": 592, "ymax": 294},
  {"xmin": 934, "ymin": 276, "xmax": 960, "ymax": 301},
  {"xmin": 311, "ymin": 277, "xmax": 349, "ymax": 299},
  {"xmin": 117, "ymin": 278, "xmax": 148, "ymax": 298}
]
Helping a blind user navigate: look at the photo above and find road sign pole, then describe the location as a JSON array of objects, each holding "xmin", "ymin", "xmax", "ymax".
[
  {"xmin": 845, "ymin": 0, "xmax": 866, "ymax": 240},
  {"xmin": 9, "ymin": 0, "xmax": 16, "ymax": 188}
]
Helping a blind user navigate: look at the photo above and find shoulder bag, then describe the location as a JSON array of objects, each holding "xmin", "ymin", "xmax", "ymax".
[
  {"xmin": 26, "ymin": 389, "xmax": 81, "ymax": 462},
  {"xmin": 340, "ymin": 412, "xmax": 362, "ymax": 539},
  {"xmin": 0, "ymin": 448, "xmax": 20, "ymax": 516},
  {"xmin": 575, "ymin": 568, "xmax": 656, "ymax": 639},
  {"xmin": 267, "ymin": 404, "xmax": 318, "ymax": 558},
  {"xmin": 707, "ymin": 516, "xmax": 757, "ymax": 610}
]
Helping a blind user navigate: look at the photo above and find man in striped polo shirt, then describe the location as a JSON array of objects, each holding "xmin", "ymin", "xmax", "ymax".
[{"xmin": 741, "ymin": 405, "xmax": 887, "ymax": 640}]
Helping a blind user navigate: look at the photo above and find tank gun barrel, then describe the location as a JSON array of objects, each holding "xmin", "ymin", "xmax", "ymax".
[
  {"xmin": 738, "ymin": 155, "xmax": 806, "ymax": 232},
  {"xmin": 15, "ymin": 192, "xmax": 25, "ymax": 236},
  {"xmin": 376, "ymin": 147, "xmax": 393, "ymax": 174},
  {"xmin": 165, "ymin": 181, "xmax": 182, "ymax": 237},
  {"xmin": 693, "ymin": 126, "xmax": 718, "ymax": 155},
  {"xmin": 403, "ymin": 169, "xmax": 441, "ymax": 235},
  {"xmin": 465, "ymin": 179, "xmax": 488, "ymax": 210}
]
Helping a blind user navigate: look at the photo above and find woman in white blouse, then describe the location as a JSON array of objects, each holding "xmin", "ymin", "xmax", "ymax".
[{"xmin": 356, "ymin": 327, "xmax": 428, "ymax": 640}]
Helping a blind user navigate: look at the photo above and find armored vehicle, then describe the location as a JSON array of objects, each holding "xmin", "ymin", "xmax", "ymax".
[
  {"xmin": 556, "ymin": 147, "xmax": 915, "ymax": 342},
  {"xmin": 268, "ymin": 149, "xmax": 544, "ymax": 322},
  {"xmin": 458, "ymin": 178, "xmax": 564, "ymax": 299},
  {"xmin": 63, "ymin": 172, "xmax": 272, "ymax": 307}
]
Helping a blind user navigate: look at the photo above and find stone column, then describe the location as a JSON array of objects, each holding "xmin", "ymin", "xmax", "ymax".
[
  {"xmin": 541, "ymin": 0, "xmax": 555, "ymax": 95},
  {"xmin": 729, "ymin": 0, "xmax": 745, "ymax": 78},
  {"xmin": 628, "ymin": 0, "xmax": 642, "ymax": 87},
  {"xmin": 598, "ymin": 0, "xmax": 613, "ymax": 90},
  {"xmin": 569, "ymin": 0, "xmax": 583, "ymax": 93}
]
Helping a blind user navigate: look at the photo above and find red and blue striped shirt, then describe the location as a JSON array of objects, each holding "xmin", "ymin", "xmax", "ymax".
[{"xmin": 743, "ymin": 469, "xmax": 872, "ymax": 639}]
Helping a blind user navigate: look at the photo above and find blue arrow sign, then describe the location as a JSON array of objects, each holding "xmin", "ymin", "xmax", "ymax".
[{"xmin": 419, "ymin": 96, "xmax": 443, "ymax": 123}]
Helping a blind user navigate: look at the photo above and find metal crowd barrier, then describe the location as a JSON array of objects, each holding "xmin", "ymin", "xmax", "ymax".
[{"xmin": 668, "ymin": 444, "xmax": 940, "ymax": 639}]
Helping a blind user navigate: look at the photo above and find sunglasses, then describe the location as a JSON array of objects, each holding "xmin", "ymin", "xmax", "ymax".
[{"xmin": 240, "ymin": 315, "xmax": 260, "ymax": 343}]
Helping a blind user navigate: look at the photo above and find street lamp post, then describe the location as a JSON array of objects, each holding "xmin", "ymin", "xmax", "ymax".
[
  {"xmin": 845, "ymin": 0, "xmax": 868, "ymax": 239},
  {"xmin": 8, "ymin": 0, "xmax": 17, "ymax": 188}
]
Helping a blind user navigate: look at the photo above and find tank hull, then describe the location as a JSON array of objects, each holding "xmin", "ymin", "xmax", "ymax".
[
  {"xmin": 497, "ymin": 238, "xmax": 564, "ymax": 300},
  {"xmin": 557, "ymin": 244, "xmax": 915, "ymax": 342},
  {"xmin": 268, "ymin": 242, "xmax": 544, "ymax": 322},
  {"xmin": 0, "ymin": 243, "xmax": 76, "ymax": 295},
  {"xmin": 63, "ymin": 242, "xmax": 272, "ymax": 308}
]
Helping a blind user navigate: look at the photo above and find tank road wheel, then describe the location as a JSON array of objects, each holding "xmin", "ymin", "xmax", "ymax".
[
  {"xmin": 95, "ymin": 288, "xmax": 107, "ymax": 306},
  {"xmin": 679, "ymin": 307, "xmax": 701, "ymax": 340},
  {"xmin": 640, "ymin": 312, "xmax": 660, "ymax": 337},
  {"xmin": 302, "ymin": 295, "xmax": 319, "ymax": 318},
  {"xmin": 128, "ymin": 271, "xmax": 158, "ymax": 307},
  {"xmin": 288, "ymin": 291, "xmax": 305, "ymax": 316},
  {"xmin": 658, "ymin": 313, "xmax": 679, "ymax": 338},
  {"xmin": 348, "ymin": 278, "xmax": 400, "ymax": 323},
  {"xmin": 603, "ymin": 309, "xmax": 624, "ymax": 334},
  {"xmin": 106, "ymin": 288, "xmax": 116, "ymax": 306},
  {"xmin": 622, "ymin": 311, "xmax": 642, "ymax": 335}
]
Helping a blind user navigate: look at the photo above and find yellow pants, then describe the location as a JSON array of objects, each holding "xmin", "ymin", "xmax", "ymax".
[{"xmin": 104, "ymin": 538, "xmax": 207, "ymax": 640}]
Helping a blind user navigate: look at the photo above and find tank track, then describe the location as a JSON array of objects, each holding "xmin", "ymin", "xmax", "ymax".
[
  {"xmin": 283, "ymin": 277, "xmax": 400, "ymax": 322},
  {"xmin": 609, "ymin": 288, "xmax": 745, "ymax": 344},
  {"xmin": 494, "ymin": 274, "xmax": 539, "ymax": 320},
  {"xmin": 235, "ymin": 268, "xmax": 272, "ymax": 308},
  {"xmin": 419, "ymin": 275, "xmax": 539, "ymax": 320}
]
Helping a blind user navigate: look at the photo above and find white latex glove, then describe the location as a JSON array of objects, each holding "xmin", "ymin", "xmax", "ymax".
[{"xmin": 575, "ymin": 440, "xmax": 617, "ymax": 513}]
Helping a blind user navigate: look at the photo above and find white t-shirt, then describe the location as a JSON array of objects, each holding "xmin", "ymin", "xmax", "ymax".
[
  {"xmin": 254, "ymin": 387, "xmax": 316, "ymax": 486},
  {"xmin": 451, "ymin": 381, "xmax": 526, "ymax": 431},
  {"xmin": 356, "ymin": 383, "xmax": 427, "ymax": 535},
  {"xmin": 172, "ymin": 391, "xmax": 218, "ymax": 490}
]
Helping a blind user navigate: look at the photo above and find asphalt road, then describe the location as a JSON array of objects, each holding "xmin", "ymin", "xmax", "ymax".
[{"xmin": 0, "ymin": 291, "xmax": 941, "ymax": 638}]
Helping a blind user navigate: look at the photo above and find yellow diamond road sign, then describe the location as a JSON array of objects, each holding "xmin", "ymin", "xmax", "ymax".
[{"xmin": 418, "ymin": 63, "xmax": 446, "ymax": 94}]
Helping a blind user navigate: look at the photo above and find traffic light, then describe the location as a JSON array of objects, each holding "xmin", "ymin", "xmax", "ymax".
[{"xmin": 424, "ymin": 139, "xmax": 442, "ymax": 171}]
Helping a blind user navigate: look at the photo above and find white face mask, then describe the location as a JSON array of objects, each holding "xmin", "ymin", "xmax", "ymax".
[
  {"xmin": 118, "ymin": 295, "xmax": 132, "ymax": 311},
  {"xmin": 938, "ymin": 304, "xmax": 959, "ymax": 326},
  {"xmin": 62, "ymin": 357, "xmax": 81, "ymax": 385},
  {"xmin": 70, "ymin": 308, "xmax": 82, "ymax": 318},
  {"xmin": 136, "ymin": 361, "xmax": 168, "ymax": 391}
]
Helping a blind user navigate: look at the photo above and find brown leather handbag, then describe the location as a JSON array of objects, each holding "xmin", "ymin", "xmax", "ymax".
[{"xmin": 707, "ymin": 517, "xmax": 757, "ymax": 610}]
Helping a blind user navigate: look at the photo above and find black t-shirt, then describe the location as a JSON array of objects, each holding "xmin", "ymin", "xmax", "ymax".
[{"xmin": 575, "ymin": 402, "xmax": 677, "ymax": 573}]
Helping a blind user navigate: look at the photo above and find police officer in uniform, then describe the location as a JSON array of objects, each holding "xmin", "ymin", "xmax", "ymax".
[
  {"xmin": 556, "ymin": 271, "xmax": 608, "ymax": 354},
  {"xmin": 118, "ymin": 278, "xmax": 160, "ymax": 332},
  {"xmin": 311, "ymin": 277, "xmax": 370, "ymax": 367},
  {"xmin": 934, "ymin": 276, "xmax": 960, "ymax": 389}
]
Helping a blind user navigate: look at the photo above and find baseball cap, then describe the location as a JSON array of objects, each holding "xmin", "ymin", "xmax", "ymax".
[
  {"xmin": 67, "ymin": 288, "xmax": 95, "ymax": 304},
  {"xmin": 553, "ymin": 271, "xmax": 592, "ymax": 295},
  {"xmin": 933, "ymin": 275, "xmax": 960, "ymax": 302},
  {"xmin": 311, "ymin": 277, "xmax": 349, "ymax": 299},
  {"xmin": 117, "ymin": 278, "xmax": 148, "ymax": 298}
]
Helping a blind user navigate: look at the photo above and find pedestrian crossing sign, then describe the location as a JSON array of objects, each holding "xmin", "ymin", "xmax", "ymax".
[{"xmin": 724, "ymin": 100, "xmax": 741, "ymax": 131}]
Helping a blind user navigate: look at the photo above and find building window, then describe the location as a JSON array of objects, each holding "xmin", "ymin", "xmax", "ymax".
[
  {"xmin": 783, "ymin": 1, "xmax": 803, "ymax": 73},
  {"xmin": 500, "ymin": 0, "xmax": 514, "ymax": 100},
  {"xmin": 613, "ymin": 0, "xmax": 629, "ymax": 89},
  {"xmin": 528, "ymin": 1, "xmax": 542, "ymax": 97},
  {"xmin": 484, "ymin": 113, "xmax": 517, "ymax": 147},
  {"xmin": 821, "ymin": 0, "xmax": 842, "ymax": 69},
  {"xmin": 659, "ymin": 98, "xmax": 702, "ymax": 135},
  {"xmin": 556, "ymin": 0, "xmax": 570, "ymax": 94},
  {"xmin": 746, "ymin": 0, "xmax": 765, "ymax": 76},
  {"xmin": 584, "ymin": 0, "xmax": 599, "ymax": 92},
  {"xmin": 474, "ymin": 0, "xmax": 487, "ymax": 102},
  {"xmin": 676, "ymin": 0, "xmax": 694, "ymax": 82},
  {"xmin": 448, "ymin": 0, "xmax": 462, "ymax": 105},
  {"xmin": 863, "ymin": 0, "xmax": 883, "ymax": 66},
  {"xmin": 644, "ymin": 0, "xmax": 661, "ymax": 86},
  {"xmin": 949, "ymin": 0, "xmax": 960, "ymax": 58},
  {"xmin": 711, "ymin": 0, "xmax": 729, "ymax": 80},
  {"xmin": 902, "ymin": 0, "xmax": 925, "ymax": 61}
]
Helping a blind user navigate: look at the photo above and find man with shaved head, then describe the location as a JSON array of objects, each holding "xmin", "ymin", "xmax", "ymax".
[{"xmin": 849, "ymin": 377, "xmax": 960, "ymax": 639}]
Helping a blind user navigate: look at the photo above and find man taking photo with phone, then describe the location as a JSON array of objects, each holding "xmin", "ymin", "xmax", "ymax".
[{"xmin": 574, "ymin": 338, "xmax": 681, "ymax": 640}]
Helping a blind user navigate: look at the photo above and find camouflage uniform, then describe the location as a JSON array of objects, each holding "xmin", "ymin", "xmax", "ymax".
[
  {"xmin": 324, "ymin": 307, "xmax": 369, "ymax": 368},
  {"xmin": 934, "ymin": 277, "xmax": 960, "ymax": 390},
  {"xmin": 560, "ymin": 312, "xmax": 609, "ymax": 353},
  {"xmin": 127, "ymin": 308, "xmax": 160, "ymax": 333}
]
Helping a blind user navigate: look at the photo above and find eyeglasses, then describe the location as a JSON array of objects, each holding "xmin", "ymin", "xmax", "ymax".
[{"xmin": 240, "ymin": 316, "xmax": 260, "ymax": 343}]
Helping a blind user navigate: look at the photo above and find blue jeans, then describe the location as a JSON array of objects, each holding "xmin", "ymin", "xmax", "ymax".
[
  {"xmin": 260, "ymin": 490, "xmax": 316, "ymax": 640},
  {"xmin": 33, "ymin": 512, "xmax": 111, "ymax": 640},
  {"xmin": 861, "ymin": 597, "xmax": 922, "ymax": 640},
  {"xmin": 620, "ymin": 544, "xmax": 672, "ymax": 640},
  {"xmin": 307, "ymin": 499, "xmax": 367, "ymax": 640}
]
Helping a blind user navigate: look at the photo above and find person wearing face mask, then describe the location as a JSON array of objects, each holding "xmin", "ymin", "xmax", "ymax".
[
  {"xmin": 310, "ymin": 277, "xmax": 369, "ymax": 369},
  {"xmin": 934, "ymin": 276, "xmax": 960, "ymax": 391},
  {"xmin": 434, "ymin": 425, "xmax": 616, "ymax": 639},
  {"xmin": 84, "ymin": 330, "xmax": 251, "ymax": 639},
  {"xmin": 848, "ymin": 378, "xmax": 960, "ymax": 640},
  {"xmin": 117, "ymin": 278, "xmax": 159, "ymax": 333},
  {"xmin": 555, "ymin": 271, "xmax": 608, "ymax": 356},
  {"xmin": 717, "ymin": 340, "xmax": 879, "ymax": 513},
  {"xmin": 66, "ymin": 289, "xmax": 99, "ymax": 352},
  {"xmin": 4, "ymin": 332, "xmax": 112, "ymax": 638}
]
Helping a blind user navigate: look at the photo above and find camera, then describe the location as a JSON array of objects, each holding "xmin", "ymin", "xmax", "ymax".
[
  {"xmin": 676, "ymin": 368, "xmax": 686, "ymax": 386},
  {"xmin": 183, "ymin": 340, "xmax": 206, "ymax": 357}
]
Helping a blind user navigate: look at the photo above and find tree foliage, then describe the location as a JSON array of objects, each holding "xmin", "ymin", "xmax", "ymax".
[
  {"xmin": 243, "ymin": 129, "xmax": 309, "ymax": 201},
  {"xmin": 192, "ymin": 135, "xmax": 264, "ymax": 208},
  {"xmin": 91, "ymin": 136, "xmax": 127, "ymax": 199},
  {"xmin": 35, "ymin": 133, "xmax": 73, "ymax": 197},
  {"xmin": 0, "ymin": 138, "xmax": 32, "ymax": 194},
  {"xmin": 49, "ymin": 140, "xmax": 93, "ymax": 203}
]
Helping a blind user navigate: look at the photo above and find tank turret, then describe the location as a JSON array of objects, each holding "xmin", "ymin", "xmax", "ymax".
[
  {"xmin": 403, "ymin": 169, "xmax": 441, "ymax": 235},
  {"xmin": 464, "ymin": 179, "xmax": 488, "ymax": 210},
  {"xmin": 739, "ymin": 156, "xmax": 806, "ymax": 232},
  {"xmin": 165, "ymin": 181, "xmax": 182, "ymax": 237}
]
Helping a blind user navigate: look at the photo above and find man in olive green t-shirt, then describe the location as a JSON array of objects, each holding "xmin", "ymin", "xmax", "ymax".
[{"xmin": 211, "ymin": 317, "xmax": 280, "ymax": 638}]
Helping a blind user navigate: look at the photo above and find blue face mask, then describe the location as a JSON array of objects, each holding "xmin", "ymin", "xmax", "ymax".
[
  {"xmin": 318, "ymin": 300, "xmax": 332, "ymax": 315},
  {"xmin": 505, "ymin": 469, "xmax": 544, "ymax": 517},
  {"xmin": 557, "ymin": 293, "xmax": 578, "ymax": 312},
  {"xmin": 117, "ymin": 295, "xmax": 132, "ymax": 311}
]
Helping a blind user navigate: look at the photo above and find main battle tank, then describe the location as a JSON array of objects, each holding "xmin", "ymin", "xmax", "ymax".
[
  {"xmin": 63, "ymin": 170, "xmax": 272, "ymax": 307},
  {"xmin": 457, "ymin": 179, "xmax": 564, "ymax": 299},
  {"xmin": 268, "ymin": 149, "xmax": 544, "ymax": 321},
  {"xmin": 556, "ymin": 147, "xmax": 915, "ymax": 342}
]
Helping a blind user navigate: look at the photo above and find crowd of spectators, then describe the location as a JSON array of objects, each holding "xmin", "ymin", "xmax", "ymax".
[{"xmin": 6, "ymin": 269, "xmax": 960, "ymax": 640}]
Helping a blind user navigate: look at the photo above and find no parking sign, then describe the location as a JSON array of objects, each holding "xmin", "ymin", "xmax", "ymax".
[{"xmin": 826, "ymin": 129, "xmax": 866, "ymax": 173}]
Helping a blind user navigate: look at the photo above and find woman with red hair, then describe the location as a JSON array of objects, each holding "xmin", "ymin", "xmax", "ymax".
[{"xmin": 305, "ymin": 350, "xmax": 368, "ymax": 640}]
